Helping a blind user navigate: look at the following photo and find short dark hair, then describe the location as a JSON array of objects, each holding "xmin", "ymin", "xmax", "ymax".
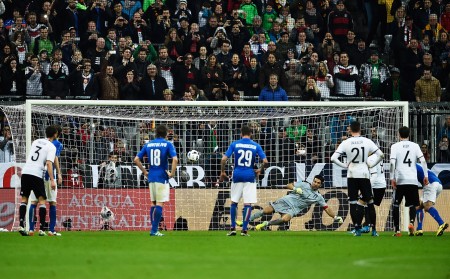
[
  {"xmin": 241, "ymin": 125, "xmax": 252, "ymax": 136},
  {"xmin": 314, "ymin": 175, "xmax": 324, "ymax": 184},
  {"xmin": 350, "ymin": 121, "xmax": 361, "ymax": 133},
  {"xmin": 155, "ymin": 125, "xmax": 168, "ymax": 138},
  {"xmin": 45, "ymin": 125, "xmax": 58, "ymax": 138},
  {"xmin": 54, "ymin": 124, "xmax": 62, "ymax": 137},
  {"xmin": 399, "ymin": 126, "xmax": 410, "ymax": 138}
]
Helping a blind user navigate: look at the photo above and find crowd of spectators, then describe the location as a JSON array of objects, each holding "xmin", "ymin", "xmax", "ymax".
[{"xmin": 0, "ymin": 0, "xmax": 450, "ymax": 101}]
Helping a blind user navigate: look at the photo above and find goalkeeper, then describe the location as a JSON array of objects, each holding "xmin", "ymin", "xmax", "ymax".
[{"xmin": 239, "ymin": 175, "xmax": 343, "ymax": 230}]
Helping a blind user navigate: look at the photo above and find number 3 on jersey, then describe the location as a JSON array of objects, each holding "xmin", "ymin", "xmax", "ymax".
[
  {"xmin": 237, "ymin": 150, "xmax": 252, "ymax": 167},
  {"xmin": 31, "ymin": 146, "xmax": 42, "ymax": 161},
  {"xmin": 150, "ymin": 149, "xmax": 161, "ymax": 166}
]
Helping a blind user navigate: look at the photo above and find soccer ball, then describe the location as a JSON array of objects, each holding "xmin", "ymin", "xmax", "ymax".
[{"xmin": 187, "ymin": 150, "xmax": 200, "ymax": 162}]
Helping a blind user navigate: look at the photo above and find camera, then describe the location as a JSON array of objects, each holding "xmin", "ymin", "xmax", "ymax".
[
  {"xmin": 136, "ymin": 19, "xmax": 142, "ymax": 24},
  {"xmin": 118, "ymin": 18, "xmax": 124, "ymax": 22},
  {"xmin": 326, "ymin": 39, "xmax": 332, "ymax": 46}
]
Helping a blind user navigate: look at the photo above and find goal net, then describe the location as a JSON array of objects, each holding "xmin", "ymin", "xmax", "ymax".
[{"xmin": 1, "ymin": 100, "xmax": 409, "ymax": 232}]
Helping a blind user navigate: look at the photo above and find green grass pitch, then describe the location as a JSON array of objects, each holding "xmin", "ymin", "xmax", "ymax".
[{"xmin": 1, "ymin": 231, "xmax": 449, "ymax": 279}]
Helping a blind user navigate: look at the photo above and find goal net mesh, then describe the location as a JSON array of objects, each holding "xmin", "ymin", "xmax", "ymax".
[{"xmin": 1, "ymin": 101, "xmax": 407, "ymax": 232}]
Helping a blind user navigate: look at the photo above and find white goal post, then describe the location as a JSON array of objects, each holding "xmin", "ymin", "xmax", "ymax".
[{"xmin": 3, "ymin": 100, "xmax": 412, "ymax": 232}]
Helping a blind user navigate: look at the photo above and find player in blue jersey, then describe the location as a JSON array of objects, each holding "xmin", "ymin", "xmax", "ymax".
[
  {"xmin": 134, "ymin": 125, "xmax": 178, "ymax": 237},
  {"xmin": 29, "ymin": 125, "xmax": 63, "ymax": 236},
  {"xmin": 220, "ymin": 125, "xmax": 268, "ymax": 236},
  {"xmin": 415, "ymin": 164, "xmax": 448, "ymax": 236},
  {"xmin": 237, "ymin": 175, "xmax": 343, "ymax": 230}
]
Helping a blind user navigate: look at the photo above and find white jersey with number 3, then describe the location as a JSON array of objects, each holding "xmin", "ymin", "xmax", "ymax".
[
  {"xmin": 334, "ymin": 136, "xmax": 380, "ymax": 178},
  {"xmin": 22, "ymin": 138, "xmax": 56, "ymax": 178},
  {"xmin": 390, "ymin": 140, "xmax": 423, "ymax": 185}
]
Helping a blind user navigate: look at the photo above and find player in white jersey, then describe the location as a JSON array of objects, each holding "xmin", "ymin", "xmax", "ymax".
[
  {"xmin": 331, "ymin": 121, "xmax": 384, "ymax": 236},
  {"xmin": 29, "ymin": 125, "xmax": 63, "ymax": 236},
  {"xmin": 389, "ymin": 126, "xmax": 428, "ymax": 237},
  {"xmin": 18, "ymin": 125, "xmax": 58, "ymax": 236}
]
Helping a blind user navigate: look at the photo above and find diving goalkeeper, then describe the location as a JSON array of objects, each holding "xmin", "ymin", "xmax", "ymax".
[{"xmin": 239, "ymin": 175, "xmax": 343, "ymax": 230}]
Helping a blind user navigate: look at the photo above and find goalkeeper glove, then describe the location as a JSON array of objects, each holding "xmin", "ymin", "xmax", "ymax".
[
  {"xmin": 293, "ymin": 186, "xmax": 303, "ymax": 195},
  {"xmin": 334, "ymin": 216, "xmax": 343, "ymax": 224}
]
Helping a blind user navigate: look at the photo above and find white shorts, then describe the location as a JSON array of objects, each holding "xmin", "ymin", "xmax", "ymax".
[
  {"xmin": 29, "ymin": 180, "xmax": 57, "ymax": 203},
  {"xmin": 149, "ymin": 182, "xmax": 169, "ymax": 203},
  {"xmin": 230, "ymin": 182, "xmax": 257, "ymax": 204},
  {"xmin": 422, "ymin": 181, "xmax": 443, "ymax": 204}
]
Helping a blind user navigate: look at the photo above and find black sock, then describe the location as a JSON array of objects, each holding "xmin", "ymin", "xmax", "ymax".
[
  {"xmin": 355, "ymin": 204, "xmax": 365, "ymax": 227},
  {"xmin": 363, "ymin": 206, "xmax": 370, "ymax": 226},
  {"xmin": 350, "ymin": 203, "xmax": 357, "ymax": 227},
  {"xmin": 393, "ymin": 205, "xmax": 400, "ymax": 232},
  {"xmin": 19, "ymin": 203, "xmax": 27, "ymax": 228},
  {"xmin": 39, "ymin": 206, "xmax": 46, "ymax": 231},
  {"xmin": 368, "ymin": 203, "xmax": 376, "ymax": 230},
  {"xmin": 409, "ymin": 206, "xmax": 416, "ymax": 225}
]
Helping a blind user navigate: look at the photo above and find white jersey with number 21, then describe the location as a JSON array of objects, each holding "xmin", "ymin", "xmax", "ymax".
[
  {"xmin": 334, "ymin": 136, "xmax": 380, "ymax": 179},
  {"xmin": 22, "ymin": 138, "xmax": 56, "ymax": 178}
]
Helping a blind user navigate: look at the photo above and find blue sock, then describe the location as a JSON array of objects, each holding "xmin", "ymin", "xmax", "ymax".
[
  {"xmin": 49, "ymin": 205, "xmax": 56, "ymax": 232},
  {"xmin": 151, "ymin": 206, "xmax": 163, "ymax": 234},
  {"xmin": 416, "ymin": 209, "xmax": 424, "ymax": 230},
  {"xmin": 29, "ymin": 204, "xmax": 37, "ymax": 231},
  {"xmin": 150, "ymin": 206, "xmax": 155, "ymax": 224},
  {"xmin": 230, "ymin": 203, "xmax": 237, "ymax": 229},
  {"xmin": 242, "ymin": 205, "xmax": 252, "ymax": 231},
  {"xmin": 428, "ymin": 207, "xmax": 444, "ymax": 226}
]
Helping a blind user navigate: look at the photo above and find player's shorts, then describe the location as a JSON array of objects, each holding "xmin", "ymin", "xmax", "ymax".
[
  {"xmin": 149, "ymin": 182, "xmax": 169, "ymax": 202},
  {"xmin": 393, "ymin": 184, "xmax": 419, "ymax": 207},
  {"xmin": 230, "ymin": 182, "xmax": 257, "ymax": 204},
  {"xmin": 422, "ymin": 181, "xmax": 443, "ymax": 204},
  {"xmin": 347, "ymin": 178, "xmax": 373, "ymax": 202},
  {"xmin": 372, "ymin": 188, "xmax": 386, "ymax": 206},
  {"xmin": 30, "ymin": 180, "xmax": 58, "ymax": 203},
  {"xmin": 20, "ymin": 174, "xmax": 46, "ymax": 200},
  {"xmin": 270, "ymin": 197, "xmax": 299, "ymax": 218}
]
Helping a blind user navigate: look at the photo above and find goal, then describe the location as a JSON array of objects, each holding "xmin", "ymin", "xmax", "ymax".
[{"xmin": 1, "ymin": 100, "xmax": 410, "ymax": 232}]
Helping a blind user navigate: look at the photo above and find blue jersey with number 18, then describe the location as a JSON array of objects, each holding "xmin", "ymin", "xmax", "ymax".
[
  {"xmin": 225, "ymin": 138, "xmax": 266, "ymax": 183},
  {"xmin": 137, "ymin": 138, "xmax": 177, "ymax": 183}
]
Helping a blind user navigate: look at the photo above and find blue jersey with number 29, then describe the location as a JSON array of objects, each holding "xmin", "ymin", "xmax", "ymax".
[
  {"xmin": 225, "ymin": 138, "xmax": 266, "ymax": 183},
  {"xmin": 137, "ymin": 138, "xmax": 177, "ymax": 183}
]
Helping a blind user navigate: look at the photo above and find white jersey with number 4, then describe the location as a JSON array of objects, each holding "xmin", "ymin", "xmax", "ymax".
[
  {"xmin": 334, "ymin": 136, "xmax": 380, "ymax": 178},
  {"xmin": 389, "ymin": 140, "xmax": 423, "ymax": 185},
  {"xmin": 367, "ymin": 155, "xmax": 386, "ymax": 189},
  {"xmin": 22, "ymin": 138, "xmax": 56, "ymax": 178}
]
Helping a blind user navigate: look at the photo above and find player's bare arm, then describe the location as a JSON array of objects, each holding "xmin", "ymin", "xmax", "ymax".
[
  {"xmin": 54, "ymin": 156, "xmax": 62, "ymax": 184},
  {"xmin": 46, "ymin": 160, "xmax": 56, "ymax": 190},
  {"xmin": 167, "ymin": 157, "xmax": 178, "ymax": 178},
  {"xmin": 219, "ymin": 155, "xmax": 228, "ymax": 182},
  {"xmin": 133, "ymin": 156, "xmax": 148, "ymax": 177},
  {"xmin": 255, "ymin": 158, "xmax": 269, "ymax": 176}
]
